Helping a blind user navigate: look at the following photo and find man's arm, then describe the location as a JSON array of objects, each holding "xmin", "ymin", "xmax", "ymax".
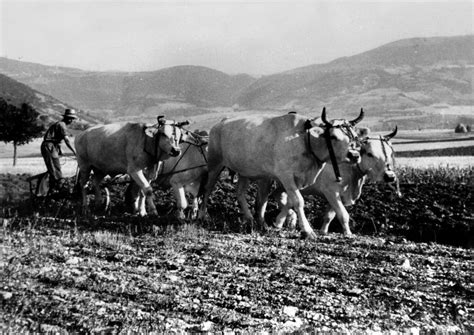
[{"xmin": 64, "ymin": 135, "xmax": 76, "ymax": 156}]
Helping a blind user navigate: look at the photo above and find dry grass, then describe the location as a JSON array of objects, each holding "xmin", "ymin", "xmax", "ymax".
[
  {"xmin": 0, "ymin": 157, "xmax": 77, "ymax": 176},
  {"xmin": 396, "ymin": 156, "xmax": 473, "ymax": 169}
]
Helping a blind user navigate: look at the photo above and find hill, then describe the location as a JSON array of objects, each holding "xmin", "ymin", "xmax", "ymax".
[
  {"xmin": 0, "ymin": 73, "xmax": 97, "ymax": 129},
  {"xmin": 0, "ymin": 59, "xmax": 255, "ymax": 121},
  {"xmin": 0, "ymin": 35, "xmax": 472, "ymax": 129},
  {"xmin": 236, "ymin": 35, "xmax": 474, "ymax": 130}
]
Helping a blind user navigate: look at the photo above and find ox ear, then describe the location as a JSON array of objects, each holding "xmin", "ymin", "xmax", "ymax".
[
  {"xmin": 308, "ymin": 126, "xmax": 324, "ymax": 138},
  {"xmin": 145, "ymin": 125, "xmax": 159, "ymax": 138},
  {"xmin": 356, "ymin": 127, "xmax": 370, "ymax": 140}
]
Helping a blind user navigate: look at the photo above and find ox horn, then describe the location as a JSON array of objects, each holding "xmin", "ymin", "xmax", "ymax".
[
  {"xmin": 157, "ymin": 115, "xmax": 166, "ymax": 126},
  {"xmin": 321, "ymin": 107, "xmax": 331, "ymax": 126},
  {"xmin": 349, "ymin": 108, "xmax": 364, "ymax": 126},
  {"xmin": 384, "ymin": 125, "xmax": 398, "ymax": 141},
  {"xmin": 176, "ymin": 120, "xmax": 190, "ymax": 128}
]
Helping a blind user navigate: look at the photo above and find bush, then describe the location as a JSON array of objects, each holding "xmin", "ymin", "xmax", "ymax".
[{"xmin": 454, "ymin": 123, "xmax": 467, "ymax": 133}]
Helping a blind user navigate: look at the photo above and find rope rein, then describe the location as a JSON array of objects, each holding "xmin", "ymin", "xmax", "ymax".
[{"xmin": 155, "ymin": 130, "xmax": 208, "ymax": 180}]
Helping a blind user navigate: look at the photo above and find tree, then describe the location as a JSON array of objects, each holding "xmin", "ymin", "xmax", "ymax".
[{"xmin": 0, "ymin": 98, "xmax": 44, "ymax": 166}]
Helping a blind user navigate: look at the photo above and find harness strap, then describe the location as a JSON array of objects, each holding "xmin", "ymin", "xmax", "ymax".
[
  {"xmin": 306, "ymin": 127, "xmax": 324, "ymax": 167},
  {"xmin": 154, "ymin": 164, "xmax": 208, "ymax": 181},
  {"xmin": 324, "ymin": 127, "xmax": 342, "ymax": 182},
  {"xmin": 305, "ymin": 119, "xmax": 344, "ymax": 182},
  {"xmin": 379, "ymin": 135, "xmax": 392, "ymax": 170},
  {"xmin": 154, "ymin": 141, "xmax": 208, "ymax": 182},
  {"xmin": 159, "ymin": 143, "xmax": 192, "ymax": 178}
]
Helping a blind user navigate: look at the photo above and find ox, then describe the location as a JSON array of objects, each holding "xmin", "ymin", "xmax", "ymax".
[
  {"xmin": 274, "ymin": 126, "xmax": 400, "ymax": 236},
  {"xmin": 75, "ymin": 116, "xmax": 189, "ymax": 215},
  {"xmin": 199, "ymin": 108, "xmax": 364, "ymax": 239},
  {"xmin": 125, "ymin": 130, "xmax": 209, "ymax": 219}
]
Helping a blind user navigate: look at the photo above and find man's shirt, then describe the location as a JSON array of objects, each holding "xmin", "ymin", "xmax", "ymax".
[{"xmin": 43, "ymin": 121, "xmax": 68, "ymax": 144}]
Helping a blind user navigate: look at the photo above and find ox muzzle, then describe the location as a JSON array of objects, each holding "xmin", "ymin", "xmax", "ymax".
[
  {"xmin": 384, "ymin": 170, "xmax": 402, "ymax": 198},
  {"xmin": 346, "ymin": 148, "xmax": 361, "ymax": 164},
  {"xmin": 384, "ymin": 170, "xmax": 396, "ymax": 183},
  {"xmin": 169, "ymin": 146, "xmax": 181, "ymax": 157}
]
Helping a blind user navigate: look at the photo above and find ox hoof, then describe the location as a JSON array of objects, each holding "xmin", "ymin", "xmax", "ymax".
[
  {"xmin": 272, "ymin": 225, "xmax": 282, "ymax": 232},
  {"xmin": 239, "ymin": 216, "xmax": 256, "ymax": 228},
  {"xmin": 286, "ymin": 212, "xmax": 297, "ymax": 231},
  {"xmin": 343, "ymin": 232, "xmax": 354, "ymax": 238},
  {"xmin": 197, "ymin": 211, "xmax": 211, "ymax": 223},
  {"xmin": 175, "ymin": 209, "xmax": 186, "ymax": 221},
  {"xmin": 300, "ymin": 230, "xmax": 317, "ymax": 240},
  {"xmin": 319, "ymin": 229, "xmax": 329, "ymax": 235}
]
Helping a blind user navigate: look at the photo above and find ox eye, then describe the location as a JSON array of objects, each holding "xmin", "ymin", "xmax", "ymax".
[
  {"xmin": 330, "ymin": 135, "xmax": 338, "ymax": 140},
  {"xmin": 367, "ymin": 152, "xmax": 374, "ymax": 158}
]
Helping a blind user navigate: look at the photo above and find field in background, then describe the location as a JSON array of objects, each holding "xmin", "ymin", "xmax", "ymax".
[
  {"xmin": 1, "ymin": 120, "xmax": 472, "ymax": 175},
  {"xmin": 0, "ymin": 157, "xmax": 77, "ymax": 176}
]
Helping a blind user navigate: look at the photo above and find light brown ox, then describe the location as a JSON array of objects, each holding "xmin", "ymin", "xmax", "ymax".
[
  {"xmin": 75, "ymin": 116, "xmax": 188, "ymax": 215},
  {"xmin": 125, "ymin": 130, "xmax": 209, "ymax": 219},
  {"xmin": 199, "ymin": 108, "xmax": 364, "ymax": 239},
  {"xmin": 272, "ymin": 126, "xmax": 401, "ymax": 237}
]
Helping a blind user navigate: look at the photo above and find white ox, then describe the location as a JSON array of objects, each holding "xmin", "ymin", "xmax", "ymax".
[
  {"xmin": 75, "ymin": 116, "xmax": 188, "ymax": 215},
  {"xmin": 125, "ymin": 130, "xmax": 209, "ymax": 218},
  {"xmin": 274, "ymin": 127, "xmax": 400, "ymax": 236},
  {"xmin": 199, "ymin": 108, "xmax": 364, "ymax": 239}
]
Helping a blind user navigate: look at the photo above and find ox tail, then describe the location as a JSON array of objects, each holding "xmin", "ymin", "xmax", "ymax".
[{"xmin": 73, "ymin": 168, "xmax": 82, "ymax": 198}]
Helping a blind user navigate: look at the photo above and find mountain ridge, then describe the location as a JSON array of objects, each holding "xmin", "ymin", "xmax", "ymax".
[{"xmin": 0, "ymin": 34, "xmax": 472, "ymax": 129}]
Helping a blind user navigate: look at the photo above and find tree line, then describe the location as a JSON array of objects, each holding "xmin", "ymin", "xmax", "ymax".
[{"xmin": 0, "ymin": 97, "xmax": 44, "ymax": 166}]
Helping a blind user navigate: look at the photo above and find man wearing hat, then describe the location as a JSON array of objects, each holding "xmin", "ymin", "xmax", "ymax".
[{"xmin": 41, "ymin": 108, "xmax": 77, "ymax": 193}]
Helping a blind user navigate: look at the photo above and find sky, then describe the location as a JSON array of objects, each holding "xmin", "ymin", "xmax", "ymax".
[{"xmin": 0, "ymin": 0, "xmax": 472, "ymax": 75}]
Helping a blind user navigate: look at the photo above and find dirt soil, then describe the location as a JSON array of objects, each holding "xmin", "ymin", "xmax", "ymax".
[
  {"xmin": 0, "ymin": 217, "xmax": 472, "ymax": 333},
  {"xmin": 0, "ymin": 170, "xmax": 473, "ymax": 333}
]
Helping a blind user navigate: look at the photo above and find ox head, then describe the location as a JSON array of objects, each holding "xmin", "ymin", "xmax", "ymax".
[
  {"xmin": 357, "ymin": 126, "xmax": 402, "ymax": 197},
  {"xmin": 155, "ymin": 116, "xmax": 189, "ymax": 158},
  {"xmin": 308, "ymin": 107, "xmax": 364, "ymax": 181}
]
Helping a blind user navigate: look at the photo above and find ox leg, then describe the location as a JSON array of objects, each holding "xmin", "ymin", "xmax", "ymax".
[
  {"xmin": 255, "ymin": 178, "xmax": 272, "ymax": 231},
  {"xmin": 281, "ymin": 193, "xmax": 298, "ymax": 231},
  {"xmin": 137, "ymin": 190, "xmax": 147, "ymax": 217},
  {"xmin": 272, "ymin": 190, "xmax": 297, "ymax": 231},
  {"xmin": 199, "ymin": 163, "xmax": 224, "ymax": 220},
  {"xmin": 173, "ymin": 186, "xmax": 187, "ymax": 221},
  {"xmin": 325, "ymin": 194, "xmax": 352, "ymax": 236},
  {"xmin": 190, "ymin": 197, "xmax": 200, "ymax": 220},
  {"xmin": 125, "ymin": 181, "xmax": 146, "ymax": 216},
  {"xmin": 128, "ymin": 170, "xmax": 158, "ymax": 216},
  {"xmin": 78, "ymin": 167, "xmax": 91, "ymax": 215},
  {"xmin": 320, "ymin": 204, "xmax": 336, "ymax": 235},
  {"xmin": 185, "ymin": 183, "xmax": 201, "ymax": 220},
  {"xmin": 236, "ymin": 176, "xmax": 254, "ymax": 223},
  {"xmin": 271, "ymin": 187, "xmax": 286, "ymax": 230},
  {"xmin": 279, "ymin": 179, "xmax": 316, "ymax": 239},
  {"xmin": 91, "ymin": 170, "xmax": 105, "ymax": 211}
]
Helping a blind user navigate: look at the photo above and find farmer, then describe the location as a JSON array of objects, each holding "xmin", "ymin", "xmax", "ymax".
[{"xmin": 41, "ymin": 108, "xmax": 77, "ymax": 193}]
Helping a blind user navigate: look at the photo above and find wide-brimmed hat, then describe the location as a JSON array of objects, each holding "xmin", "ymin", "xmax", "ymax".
[{"xmin": 63, "ymin": 108, "xmax": 78, "ymax": 119}]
